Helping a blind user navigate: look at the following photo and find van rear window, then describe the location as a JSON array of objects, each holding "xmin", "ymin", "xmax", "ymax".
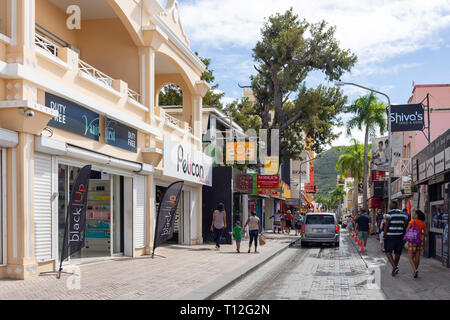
[{"xmin": 305, "ymin": 215, "xmax": 335, "ymax": 225}]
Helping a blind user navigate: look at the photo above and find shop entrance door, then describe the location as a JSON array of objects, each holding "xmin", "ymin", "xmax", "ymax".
[{"xmin": 58, "ymin": 165, "xmax": 130, "ymax": 262}]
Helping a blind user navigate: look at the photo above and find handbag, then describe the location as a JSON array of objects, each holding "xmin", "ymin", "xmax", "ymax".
[
  {"xmin": 259, "ymin": 234, "xmax": 266, "ymax": 246},
  {"xmin": 403, "ymin": 220, "xmax": 421, "ymax": 244}
]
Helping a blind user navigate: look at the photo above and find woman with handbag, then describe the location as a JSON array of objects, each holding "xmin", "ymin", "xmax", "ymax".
[
  {"xmin": 244, "ymin": 211, "xmax": 262, "ymax": 253},
  {"xmin": 405, "ymin": 210, "xmax": 428, "ymax": 278}
]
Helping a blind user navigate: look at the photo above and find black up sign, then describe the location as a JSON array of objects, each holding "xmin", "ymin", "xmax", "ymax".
[
  {"xmin": 58, "ymin": 165, "xmax": 92, "ymax": 278},
  {"xmin": 390, "ymin": 104, "xmax": 424, "ymax": 132},
  {"xmin": 152, "ymin": 181, "xmax": 184, "ymax": 257}
]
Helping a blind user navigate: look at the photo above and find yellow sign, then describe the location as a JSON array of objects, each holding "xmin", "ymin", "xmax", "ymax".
[
  {"xmin": 226, "ymin": 142, "xmax": 256, "ymax": 162},
  {"xmin": 264, "ymin": 156, "xmax": 279, "ymax": 175}
]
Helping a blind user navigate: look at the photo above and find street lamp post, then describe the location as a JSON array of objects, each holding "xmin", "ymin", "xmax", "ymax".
[{"xmin": 335, "ymin": 81, "xmax": 392, "ymax": 208}]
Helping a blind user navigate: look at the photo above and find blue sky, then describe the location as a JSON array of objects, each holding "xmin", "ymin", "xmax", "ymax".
[{"xmin": 176, "ymin": 0, "xmax": 450, "ymax": 147}]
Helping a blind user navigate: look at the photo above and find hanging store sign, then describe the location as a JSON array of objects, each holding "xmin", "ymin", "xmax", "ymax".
[
  {"xmin": 45, "ymin": 92, "xmax": 99, "ymax": 141},
  {"xmin": 371, "ymin": 134, "xmax": 402, "ymax": 171},
  {"xmin": 264, "ymin": 156, "xmax": 279, "ymax": 175},
  {"xmin": 390, "ymin": 104, "xmax": 424, "ymax": 132},
  {"xmin": 234, "ymin": 174, "xmax": 253, "ymax": 194},
  {"xmin": 256, "ymin": 175, "xmax": 280, "ymax": 189},
  {"xmin": 105, "ymin": 118, "xmax": 137, "ymax": 152},
  {"xmin": 163, "ymin": 137, "xmax": 213, "ymax": 186},
  {"xmin": 225, "ymin": 141, "xmax": 256, "ymax": 162}
]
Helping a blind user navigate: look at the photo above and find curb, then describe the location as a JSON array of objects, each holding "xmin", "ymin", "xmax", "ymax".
[{"xmin": 182, "ymin": 236, "xmax": 300, "ymax": 300}]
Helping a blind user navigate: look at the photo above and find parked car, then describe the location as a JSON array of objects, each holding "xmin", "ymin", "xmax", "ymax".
[{"xmin": 301, "ymin": 212, "xmax": 340, "ymax": 247}]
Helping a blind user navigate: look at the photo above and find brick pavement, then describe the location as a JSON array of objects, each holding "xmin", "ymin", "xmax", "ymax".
[
  {"xmin": 353, "ymin": 230, "xmax": 450, "ymax": 300},
  {"xmin": 0, "ymin": 233, "xmax": 297, "ymax": 300},
  {"xmin": 215, "ymin": 229, "xmax": 386, "ymax": 300}
]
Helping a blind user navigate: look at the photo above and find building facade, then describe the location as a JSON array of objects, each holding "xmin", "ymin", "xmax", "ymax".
[{"xmin": 0, "ymin": 0, "xmax": 211, "ymax": 279}]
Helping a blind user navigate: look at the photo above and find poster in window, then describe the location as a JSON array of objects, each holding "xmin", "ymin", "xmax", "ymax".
[{"xmin": 430, "ymin": 201, "xmax": 446, "ymax": 233}]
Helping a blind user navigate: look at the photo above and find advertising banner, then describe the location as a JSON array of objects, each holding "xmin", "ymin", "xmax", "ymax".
[
  {"xmin": 256, "ymin": 175, "xmax": 280, "ymax": 189},
  {"xmin": 153, "ymin": 181, "xmax": 184, "ymax": 255},
  {"xmin": 234, "ymin": 174, "xmax": 253, "ymax": 194},
  {"xmin": 264, "ymin": 156, "xmax": 279, "ymax": 175},
  {"xmin": 45, "ymin": 92, "xmax": 99, "ymax": 141},
  {"xmin": 371, "ymin": 134, "xmax": 402, "ymax": 171},
  {"xmin": 443, "ymin": 183, "xmax": 449, "ymax": 268},
  {"xmin": 390, "ymin": 104, "xmax": 424, "ymax": 132},
  {"xmin": 163, "ymin": 137, "xmax": 213, "ymax": 186},
  {"xmin": 225, "ymin": 141, "xmax": 256, "ymax": 162},
  {"xmin": 59, "ymin": 165, "xmax": 92, "ymax": 277},
  {"xmin": 105, "ymin": 118, "xmax": 137, "ymax": 152}
]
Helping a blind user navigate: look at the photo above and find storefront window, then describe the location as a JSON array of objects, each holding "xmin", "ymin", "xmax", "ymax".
[{"xmin": 58, "ymin": 165, "xmax": 124, "ymax": 260}]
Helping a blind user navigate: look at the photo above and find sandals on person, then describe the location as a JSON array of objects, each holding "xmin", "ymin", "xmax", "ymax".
[
  {"xmin": 414, "ymin": 270, "xmax": 419, "ymax": 278},
  {"xmin": 392, "ymin": 266, "xmax": 399, "ymax": 276}
]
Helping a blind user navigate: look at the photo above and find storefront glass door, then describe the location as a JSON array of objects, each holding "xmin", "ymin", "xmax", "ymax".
[{"xmin": 58, "ymin": 164, "xmax": 126, "ymax": 261}]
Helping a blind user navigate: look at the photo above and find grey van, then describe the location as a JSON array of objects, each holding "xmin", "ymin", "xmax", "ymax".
[{"xmin": 301, "ymin": 212, "xmax": 340, "ymax": 247}]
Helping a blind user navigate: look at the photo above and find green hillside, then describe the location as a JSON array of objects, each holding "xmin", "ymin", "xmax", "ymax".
[{"xmin": 314, "ymin": 147, "xmax": 345, "ymax": 199}]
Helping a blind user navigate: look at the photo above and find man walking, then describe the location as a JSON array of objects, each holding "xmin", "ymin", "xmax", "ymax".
[
  {"xmin": 355, "ymin": 209, "xmax": 371, "ymax": 250},
  {"xmin": 384, "ymin": 201, "xmax": 409, "ymax": 276}
]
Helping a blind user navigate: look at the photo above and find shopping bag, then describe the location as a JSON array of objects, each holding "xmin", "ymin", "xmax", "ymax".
[
  {"xmin": 403, "ymin": 220, "xmax": 420, "ymax": 244},
  {"xmin": 259, "ymin": 234, "xmax": 266, "ymax": 246}
]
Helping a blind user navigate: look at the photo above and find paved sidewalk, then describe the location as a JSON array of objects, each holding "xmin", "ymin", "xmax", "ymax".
[
  {"xmin": 0, "ymin": 233, "xmax": 298, "ymax": 300},
  {"xmin": 348, "ymin": 230, "xmax": 450, "ymax": 300}
]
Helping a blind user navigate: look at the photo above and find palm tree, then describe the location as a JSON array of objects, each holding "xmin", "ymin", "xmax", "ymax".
[
  {"xmin": 346, "ymin": 93, "xmax": 387, "ymax": 212},
  {"xmin": 336, "ymin": 139, "xmax": 365, "ymax": 215}
]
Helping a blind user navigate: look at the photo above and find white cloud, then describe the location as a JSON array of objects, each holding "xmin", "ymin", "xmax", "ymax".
[{"xmin": 179, "ymin": 0, "xmax": 450, "ymax": 65}]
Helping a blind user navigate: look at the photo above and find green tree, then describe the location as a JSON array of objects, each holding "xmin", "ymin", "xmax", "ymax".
[
  {"xmin": 345, "ymin": 93, "xmax": 387, "ymax": 211},
  {"xmin": 158, "ymin": 54, "xmax": 224, "ymax": 109},
  {"xmin": 336, "ymin": 139, "xmax": 365, "ymax": 215},
  {"xmin": 329, "ymin": 185, "xmax": 345, "ymax": 209},
  {"xmin": 250, "ymin": 8, "xmax": 357, "ymax": 160}
]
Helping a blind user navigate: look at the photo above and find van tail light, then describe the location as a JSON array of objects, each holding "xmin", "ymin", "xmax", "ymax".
[
  {"xmin": 302, "ymin": 225, "xmax": 305, "ymax": 232},
  {"xmin": 335, "ymin": 225, "xmax": 339, "ymax": 232}
]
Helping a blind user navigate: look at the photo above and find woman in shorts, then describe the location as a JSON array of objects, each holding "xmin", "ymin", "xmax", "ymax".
[{"xmin": 406, "ymin": 210, "xmax": 428, "ymax": 278}]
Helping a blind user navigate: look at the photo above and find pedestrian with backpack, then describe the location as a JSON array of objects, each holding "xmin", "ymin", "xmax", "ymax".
[{"xmin": 405, "ymin": 209, "xmax": 429, "ymax": 278}]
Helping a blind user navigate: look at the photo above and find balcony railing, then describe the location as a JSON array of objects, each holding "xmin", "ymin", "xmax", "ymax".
[
  {"xmin": 127, "ymin": 88, "xmax": 142, "ymax": 104},
  {"xmin": 35, "ymin": 32, "xmax": 61, "ymax": 57},
  {"xmin": 398, "ymin": 158, "xmax": 411, "ymax": 177},
  {"xmin": 78, "ymin": 59, "xmax": 114, "ymax": 88},
  {"xmin": 164, "ymin": 112, "xmax": 181, "ymax": 127}
]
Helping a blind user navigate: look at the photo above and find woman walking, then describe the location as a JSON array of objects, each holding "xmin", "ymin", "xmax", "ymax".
[
  {"xmin": 210, "ymin": 203, "xmax": 227, "ymax": 251},
  {"xmin": 294, "ymin": 211, "xmax": 303, "ymax": 236},
  {"xmin": 271, "ymin": 210, "xmax": 282, "ymax": 234},
  {"xmin": 285, "ymin": 210, "xmax": 294, "ymax": 234},
  {"xmin": 406, "ymin": 210, "xmax": 428, "ymax": 278},
  {"xmin": 244, "ymin": 211, "xmax": 262, "ymax": 253},
  {"xmin": 280, "ymin": 211, "xmax": 286, "ymax": 234}
]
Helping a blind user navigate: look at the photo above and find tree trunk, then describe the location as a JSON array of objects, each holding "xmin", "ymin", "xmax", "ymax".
[
  {"xmin": 353, "ymin": 169, "xmax": 359, "ymax": 216},
  {"xmin": 363, "ymin": 125, "xmax": 369, "ymax": 212}
]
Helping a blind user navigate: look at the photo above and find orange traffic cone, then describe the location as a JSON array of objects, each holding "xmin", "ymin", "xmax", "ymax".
[
  {"xmin": 360, "ymin": 242, "xmax": 365, "ymax": 253},
  {"xmin": 352, "ymin": 232, "xmax": 355, "ymax": 238},
  {"xmin": 358, "ymin": 239, "xmax": 361, "ymax": 245},
  {"xmin": 355, "ymin": 236, "xmax": 358, "ymax": 243}
]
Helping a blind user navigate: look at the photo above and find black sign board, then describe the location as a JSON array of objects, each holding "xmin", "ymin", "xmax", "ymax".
[
  {"xmin": 58, "ymin": 165, "xmax": 91, "ymax": 278},
  {"xmin": 105, "ymin": 118, "xmax": 138, "ymax": 152},
  {"xmin": 152, "ymin": 181, "xmax": 184, "ymax": 257},
  {"xmin": 45, "ymin": 93, "xmax": 99, "ymax": 141},
  {"xmin": 390, "ymin": 104, "xmax": 424, "ymax": 132}
]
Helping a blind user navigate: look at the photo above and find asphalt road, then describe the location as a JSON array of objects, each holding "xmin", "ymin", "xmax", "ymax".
[{"xmin": 213, "ymin": 230, "xmax": 386, "ymax": 300}]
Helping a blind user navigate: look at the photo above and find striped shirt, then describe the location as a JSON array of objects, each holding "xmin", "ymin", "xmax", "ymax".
[{"xmin": 385, "ymin": 209, "xmax": 408, "ymax": 236}]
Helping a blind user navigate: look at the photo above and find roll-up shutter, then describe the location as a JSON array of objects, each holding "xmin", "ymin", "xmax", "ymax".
[
  {"xmin": 34, "ymin": 152, "xmax": 53, "ymax": 262},
  {"xmin": 134, "ymin": 175, "xmax": 146, "ymax": 249}
]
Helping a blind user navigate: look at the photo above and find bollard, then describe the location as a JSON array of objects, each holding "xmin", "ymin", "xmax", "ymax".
[{"xmin": 360, "ymin": 242, "xmax": 365, "ymax": 253}]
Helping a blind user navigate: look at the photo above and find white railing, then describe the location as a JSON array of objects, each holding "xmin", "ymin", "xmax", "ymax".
[
  {"xmin": 78, "ymin": 59, "xmax": 114, "ymax": 88},
  {"xmin": 127, "ymin": 88, "xmax": 142, "ymax": 103},
  {"xmin": 164, "ymin": 112, "xmax": 181, "ymax": 127},
  {"xmin": 399, "ymin": 158, "xmax": 411, "ymax": 177},
  {"xmin": 35, "ymin": 32, "xmax": 61, "ymax": 57}
]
